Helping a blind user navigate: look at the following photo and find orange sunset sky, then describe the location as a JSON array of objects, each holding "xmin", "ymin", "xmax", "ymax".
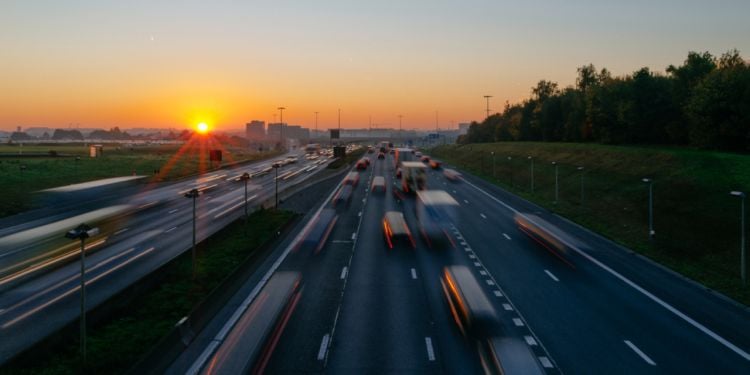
[{"xmin": 1, "ymin": 1, "xmax": 748, "ymax": 131}]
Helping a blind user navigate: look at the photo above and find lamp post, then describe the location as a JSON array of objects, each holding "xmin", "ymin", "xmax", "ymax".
[
  {"xmin": 278, "ymin": 106, "xmax": 286, "ymax": 149},
  {"xmin": 491, "ymin": 151, "xmax": 496, "ymax": 178},
  {"xmin": 528, "ymin": 156, "xmax": 534, "ymax": 193},
  {"xmin": 65, "ymin": 223, "xmax": 99, "ymax": 367},
  {"xmin": 273, "ymin": 163, "xmax": 280, "ymax": 209},
  {"xmin": 240, "ymin": 173, "xmax": 250, "ymax": 221},
  {"xmin": 483, "ymin": 95, "xmax": 492, "ymax": 120},
  {"xmin": 642, "ymin": 178, "xmax": 654, "ymax": 239},
  {"xmin": 552, "ymin": 162, "xmax": 559, "ymax": 204},
  {"xmin": 507, "ymin": 156, "xmax": 513, "ymax": 186},
  {"xmin": 184, "ymin": 188, "xmax": 200, "ymax": 279},
  {"xmin": 730, "ymin": 191, "xmax": 746, "ymax": 286},
  {"xmin": 314, "ymin": 111, "xmax": 319, "ymax": 138},
  {"xmin": 75, "ymin": 156, "xmax": 81, "ymax": 179},
  {"xmin": 578, "ymin": 166, "xmax": 585, "ymax": 205}
]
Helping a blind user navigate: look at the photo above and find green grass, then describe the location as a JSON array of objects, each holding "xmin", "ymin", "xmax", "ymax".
[
  {"xmin": 1, "ymin": 208, "xmax": 295, "ymax": 375},
  {"xmin": 0, "ymin": 143, "xmax": 281, "ymax": 217},
  {"xmin": 431, "ymin": 142, "xmax": 750, "ymax": 306}
]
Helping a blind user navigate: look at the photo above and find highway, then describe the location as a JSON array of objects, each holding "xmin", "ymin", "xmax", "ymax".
[
  {"xmin": 173, "ymin": 149, "xmax": 750, "ymax": 374},
  {"xmin": 0, "ymin": 151, "xmax": 335, "ymax": 364}
]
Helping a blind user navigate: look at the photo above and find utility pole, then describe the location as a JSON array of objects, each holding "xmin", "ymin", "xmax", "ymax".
[
  {"xmin": 277, "ymin": 106, "xmax": 286, "ymax": 148},
  {"xmin": 435, "ymin": 110, "xmax": 439, "ymax": 144},
  {"xmin": 315, "ymin": 111, "xmax": 318, "ymax": 138},
  {"xmin": 486, "ymin": 95, "xmax": 493, "ymax": 118}
]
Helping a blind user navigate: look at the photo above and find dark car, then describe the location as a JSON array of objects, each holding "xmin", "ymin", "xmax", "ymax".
[
  {"xmin": 333, "ymin": 184, "xmax": 353, "ymax": 210},
  {"xmin": 377, "ymin": 152, "xmax": 385, "ymax": 159},
  {"xmin": 299, "ymin": 208, "xmax": 338, "ymax": 253}
]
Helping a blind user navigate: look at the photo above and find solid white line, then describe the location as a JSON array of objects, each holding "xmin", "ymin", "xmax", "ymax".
[
  {"xmin": 317, "ymin": 334, "xmax": 331, "ymax": 361},
  {"xmin": 169, "ymin": 208, "xmax": 179, "ymax": 214},
  {"xmin": 464, "ymin": 199, "xmax": 469, "ymax": 204},
  {"xmin": 165, "ymin": 226, "xmax": 178, "ymax": 233},
  {"xmin": 624, "ymin": 340, "xmax": 657, "ymax": 366},
  {"xmin": 425, "ymin": 337, "xmax": 436, "ymax": 361},
  {"xmin": 114, "ymin": 227, "xmax": 129, "ymax": 235},
  {"xmin": 502, "ymin": 303, "xmax": 513, "ymax": 311},
  {"xmin": 502, "ymin": 233, "xmax": 511, "ymax": 240},
  {"xmin": 524, "ymin": 336, "xmax": 537, "ymax": 346},
  {"xmin": 544, "ymin": 270, "xmax": 559, "ymax": 282},
  {"xmin": 411, "ymin": 268, "xmax": 417, "ymax": 279},
  {"xmin": 462, "ymin": 177, "xmax": 750, "ymax": 361},
  {"xmin": 340, "ymin": 267, "xmax": 348, "ymax": 280},
  {"xmin": 513, "ymin": 318, "xmax": 524, "ymax": 327},
  {"xmin": 493, "ymin": 290, "xmax": 503, "ymax": 297},
  {"xmin": 538, "ymin": 356, "xmax": 554, "ymax": 368},
  {"xmin": 480, "ymin": 213, "xmax": 487, "ymax": 219}
]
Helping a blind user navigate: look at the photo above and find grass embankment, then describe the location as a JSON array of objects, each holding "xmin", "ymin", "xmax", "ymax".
[
  {"xmin": 1, "ymin": 209, "xmax": 295, "ymax": 375},
  {"xmin": 0, "ymin": 144, "xmax": 281, "ymax": 217},
  {"xmin": 431, "ymin": 143, "xmax": 750, "ymax": 306}
]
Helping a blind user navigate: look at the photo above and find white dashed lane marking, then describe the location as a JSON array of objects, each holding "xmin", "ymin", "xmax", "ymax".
[
  {"xmin": 425, "ymin": 337, "xmax": 436, "ymax": 361},
  {"xmin": 502, "ymin": 233, "xmax": 511, "ymax": 240},
  {"xmin": 545, "ymin": 270, "xmax": 560, "ymax": 282},
  {"xmin": 317, "ymin": 334, "xmax": 330, "ymax": 361},
  {"xmin": 411, "ymin": 268, "xmax": 418, "ymax": 279},
  {"xmin": 624, "ymin": 340, "xmax": 657, "ymax": 366},
  {"xmin": 340, "ymin": 267, "xmax": 348, "ymax": 280},
  {"xmin": 539, "ymin": 356, "xmax": 554, "ymax": 368},
  {"xmin": 480, "ymin": 213, "xmax": 487, "ymax": 219},
  {"xmin": 513, "ymin": 318, "xmax": 524, "ymax": 327},
  {"xmin": 525, "ymin": 336, "xmax": 537, "ymax": 346}
]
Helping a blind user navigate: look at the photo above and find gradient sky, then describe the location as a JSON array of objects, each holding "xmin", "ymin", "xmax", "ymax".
[{"xmin": 2, "ymin": 0, "xmax": 749, "ymax": 131}]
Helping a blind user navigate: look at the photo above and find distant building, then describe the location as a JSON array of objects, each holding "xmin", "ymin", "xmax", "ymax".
[
  {"xmin": 267, "ymin": 123, "xmax": 285, "ymax": 141},
  {"xmin": 246, "ymin": 120, "xmax": 265, "ymax": 140}
]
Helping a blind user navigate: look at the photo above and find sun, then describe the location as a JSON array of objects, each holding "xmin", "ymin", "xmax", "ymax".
[{"xmin": 196, "ymin": 122, "xmax": 209, "ymax": 134}]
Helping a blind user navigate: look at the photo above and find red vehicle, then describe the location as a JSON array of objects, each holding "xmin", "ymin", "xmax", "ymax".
[
  {"xmin": 356, "ymin": 158, "xmax": 368, "ymax": 170},
  {"xmin": 421, "ymin": 155, "xmax": 430, "ymax": 163},
  {"xmin": 429, "ymin": 159, "xmax": 442, "ymax": 169}
]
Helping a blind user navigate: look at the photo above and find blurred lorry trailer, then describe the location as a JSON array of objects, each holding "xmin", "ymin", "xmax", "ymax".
[
  {"xmin": 202, "ymin": 272, "xmax": 302, "ymax": 375},
  {"xmin": 416, "ymin": 190, "xmax": 458, "ymax": 247},
  {"xmin": 399, "ymin": 161, "xmax": 427, "ymax": 193}
]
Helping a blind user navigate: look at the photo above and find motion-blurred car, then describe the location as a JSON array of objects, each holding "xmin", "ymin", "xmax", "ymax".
[
  {"xmin": 377, "ymin": 152, "xmax": 385, "ymax": 159},
  {"xmin": 333, "ymin": 184, "xmax": 353, "ymax": 210},
  {"xmin": 382, "ymin": 211, "xmax": 416, "ymax": 249},
  {"xmin": 443, "ymin": 168, "xmax": 461, "ymax": 181},
  {"xmin": 371, "ymin": 176, "xmax": 386, "ymax": 193},
  {"xmin": 299, "ymin": 208, "xmax": 338, "ymax": 253},
  {"xmin": 395, "ymin": 168, "xmax": 402, "ymax": 178},
  {"xmin": 420, "ymin": 155, "xmax": 430, "ymax": 163},
  {"xmin": 429, "ymin": 159, "xmax": 442, "ymax": 169},
  {"xmin": 356, "ymin": 158, "xmax": 368, "ymax": 170},
  {"xmin": 344, "ymin": 171, "xmax": 360, "ymax": 186}
]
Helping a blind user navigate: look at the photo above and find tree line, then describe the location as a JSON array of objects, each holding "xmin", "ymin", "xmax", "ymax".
[{"xmin": 460, "ymin": 50, "xmax": 750, "ymax": 151}]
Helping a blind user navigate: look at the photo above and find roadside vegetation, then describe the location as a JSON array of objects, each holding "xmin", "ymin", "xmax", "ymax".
[
  {"xmin": 327, "ymin": 146, "xmax": 366, "ymax": 169},
  {"xmin": 1, "ymin": 208, "xmax": 295, "ymax": 375},
  {"xmin": 432, "ymin": 142, "xmax": 750, "ymax": 306},
  {"xmin": 0, "ymin": 143, "xmax": 281, "ymax": 217}
]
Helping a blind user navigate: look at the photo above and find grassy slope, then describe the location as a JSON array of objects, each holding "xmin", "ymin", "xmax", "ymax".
[
  {"xmin": 1, "ymin": 209, "xmax": 295, "ymax": 374},
  {"xmin": 0, "ymin": 144, "xmax": 280, "ymax": 217},
  {"xmin": 431, "ymin": 142, "xmax": 750, "ymax": 306}
]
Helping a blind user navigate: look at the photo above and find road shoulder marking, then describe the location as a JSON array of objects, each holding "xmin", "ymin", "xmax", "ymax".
[{"xmin": 624, "ymin": 340, "xmax": 656, "ymax": 366}]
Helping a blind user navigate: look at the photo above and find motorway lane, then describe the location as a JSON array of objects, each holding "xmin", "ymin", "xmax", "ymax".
[
  {"xmin": 0, "ymin": 153, "xmax": 333, "ymax": 363},
  {"xmin": 423, "ymin": 163, "xmax": 750, "ymax": 374}
]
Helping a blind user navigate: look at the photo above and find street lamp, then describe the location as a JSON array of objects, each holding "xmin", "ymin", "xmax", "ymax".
[
  {"xmin": 314, "ymin": 111, "xmax": 319, "ymax": 138},
  {"xmin": 730, "ymin": 191, "xmax": 746, "ymax": 286},
  {"xmin": 184, "ymin": 188, "xmax": 200, "ymax": 279},
  {"xmin": 642, "ymin": 178, "xmax": 654, "ymax": 239},
  {"xmin": 239, "ymin": 173, "xmax": 251, "ymax": 221},
  {"xmin": 75, "ymin": 156, "xmax": 81, "ymax": 179},
  {"xmin": 278, "ymin": 106, "xmax": 286, "ymax": 149},
  {"xmin": 528, "ymin": 156, "xmax": 534, "ymax": 193},
  {"xmin": 65, "ymin": 223, "xmax": 99, "ymax": 366},
  {"xmin": 507, "ymin": 156, "xmax": 513, "ymax": 186},
  {"xmin": 491, "ymin": 151, "xmax": 496, "ymax": 178},
  {"xmin": 273, "ymin": 163, "xmax": 281, "ymax": 209},
  {"xmin": 552, "ymin": 162, "xmax": 559, "ymax": 203},
  {"xmin": 578, "ymin": 166, "xmax": 585, "ymax": 205}
]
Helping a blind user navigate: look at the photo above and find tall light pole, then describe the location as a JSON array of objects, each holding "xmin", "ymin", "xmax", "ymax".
[
  {"xmin": 528, "ymin": 156, "xmax": 534, "ymax": 193},
  {"xmin": 552, "ymin": 162, "xmax": 559, "ymax": 204},
  {"xmin": 578, "ymin": 166, "xmax": 585, "ymax": 205},
  {"xmin": 278, "ymin": 106, "xmax": 286, "ymax": 148},
  {"xmin": 240, "ymin": 173, "xmax": 250, "ymax": 221},
  {"xmin": 731, "ymin": 191, "xmax": 746, "ymax": 286},
  {"xmin": 398, "ymin": 114, "xmax": 403, "ymax": 135},
  {"xmin": 435, "ymin": 110, "xmax": 439, "ymax": 144},
  {"xmin": 483, "ymin": 95, "xmax": 492, "ymax": 120},
  {"xmin": 314, "ymin": 111, "xmax": 319, "ymax": 138},
  {"xmin": 491, "ymin": 151, "xmax": 496, "ymax": 178},
  {"xmin": 273, "ymin": 163, "xmax": 281, "ymax": 209},
  {"xmin": 65, "ymin": 223, "xmax": 99, "ymax": 367},
  {"xmin": 185, "ymin": 188, "xmax": 200, "ymax": 279},
  {"xmin": 642, "ymin": 178, "xmax": 654, "ymax": 240},
  {"xmin": 507, "ymin": 156, "xmax": 513, "ymax": 186}
]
